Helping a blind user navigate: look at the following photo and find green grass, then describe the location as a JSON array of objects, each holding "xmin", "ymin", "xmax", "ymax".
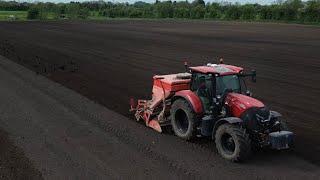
[
  {"xmin": 41, "ymin": 12, "xmax": 58, "ymax": 20},
  {"xmin": 0, "ymin": 11, "xmax": 60, "ymax": 21},
  {"xmin": 0, "ymin": 11, "xmax": 27, "ymax": 21}
]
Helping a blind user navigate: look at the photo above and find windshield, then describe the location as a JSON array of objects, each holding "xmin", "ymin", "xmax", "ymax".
[{"xmin": 216, "ymin": 75, "xmax": 241, "ymax": 95}]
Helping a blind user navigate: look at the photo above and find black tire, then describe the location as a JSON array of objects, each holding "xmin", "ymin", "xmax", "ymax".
[
  {"xmin": 279, "ymin": 121, "xmax": 294, "ymax": 149},
  {"xmin": 215, "ymin": 124, "xmax": 252, "ymax": 162},
  {"xmin": 170, "ymin": 99, "xmax": 199, "ymax": 140}
]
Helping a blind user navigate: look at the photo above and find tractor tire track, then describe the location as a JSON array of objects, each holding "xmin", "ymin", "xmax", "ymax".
[{"xmin": 0, "ymin": 57, "xmax": 200, "ymax": 178}]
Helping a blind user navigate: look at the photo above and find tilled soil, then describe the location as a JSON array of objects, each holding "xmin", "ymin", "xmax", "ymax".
[
  {"xmin": 0, "ymin": 128, "xmax": 43, "ymax": 179},
  {"xmin": 0, "ymin": 20, "xmax": 319, "ymax": 167},
  {"xmin": 0, "ymin": 54, "xmax": 319, "ymax": 179}
]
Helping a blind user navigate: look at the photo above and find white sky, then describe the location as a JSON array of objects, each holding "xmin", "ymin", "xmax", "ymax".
[{"xmin": 6, "ymin": 0, "xmax": 283, "ymax": 5}]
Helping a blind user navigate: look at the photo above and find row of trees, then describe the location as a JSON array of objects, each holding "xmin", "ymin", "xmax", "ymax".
[
  {"xmin": 0, "ymin": 0, "xmax": 319, "ymax": 23},
  {"xmin": 99, "ymin": 0, "xmax": 320, "ymax": 22},
  {"xmin": 0, "ymin": 1, "xmax": 29, "ymax": 11},
  {"xmin": 26, "ymin": 3, "xmax": 90, "ymax": 20}
]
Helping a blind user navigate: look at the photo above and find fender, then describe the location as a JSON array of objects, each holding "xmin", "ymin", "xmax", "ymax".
[
  {"xmin": 212, "ymin": 117, "xmax": 243, "ymax": 139},
  {"xmin": 174, "ymin": 90, "xmax": 203, "ymax": 114}
]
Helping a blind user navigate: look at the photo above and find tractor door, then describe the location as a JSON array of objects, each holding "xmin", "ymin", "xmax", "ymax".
[{"xmin": 191, "ymin": 73, "xmax": 214, "ymax": 113}]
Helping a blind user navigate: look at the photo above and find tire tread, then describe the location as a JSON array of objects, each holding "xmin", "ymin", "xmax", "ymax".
[{"xmin": 215, "ymin": 124, "xmax": 252, "ymax": 162}]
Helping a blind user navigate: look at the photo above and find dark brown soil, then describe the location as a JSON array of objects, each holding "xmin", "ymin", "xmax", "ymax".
[
  {"xmin": 0, "ymin": 128, "xmax": 43, "ymax": 179},
  {"xmin": 0, "ymin": 20, "xmax": 319, "ymax": 166}
]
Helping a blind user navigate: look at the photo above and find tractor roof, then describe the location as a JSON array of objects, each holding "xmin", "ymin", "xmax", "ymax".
[{"xmin": 189, "ymin": 64, "xmax": 243, "ymax": 76}]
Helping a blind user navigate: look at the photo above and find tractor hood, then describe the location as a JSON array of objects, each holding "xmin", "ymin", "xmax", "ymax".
[{"xmin": 225, "ymin": 93, "xmax": 265, "ymax": 117}]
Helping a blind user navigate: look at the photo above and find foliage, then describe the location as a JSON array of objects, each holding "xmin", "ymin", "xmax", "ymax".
[
  {"xmin": 0, "ymin": 0, "xmax": 320, "ymax": 23},
  {"xmin": 27, "ymin": 6, "xmax": 40, "ymax": 19}
]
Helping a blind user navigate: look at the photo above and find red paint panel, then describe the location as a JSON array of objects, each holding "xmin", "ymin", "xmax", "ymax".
[
  {"xmin": 153, "ymin": 74, "xmax": 190, "ymax": 92},
  {"xmin": 174, "ymin": 90, "xmax": 203, "ymax": 114},
  {"xmin": 225, "ymin": 93, "xmax": 264, "ymax": 117},
  {"xmin": 153, "ymin": 79, "xmax": 189, "ymax": 91}
]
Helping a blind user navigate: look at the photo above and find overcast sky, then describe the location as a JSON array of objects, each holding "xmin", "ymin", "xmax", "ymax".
[{"xmin": 8, "ymin": 0, "xmax": 281, "ymax": 5}]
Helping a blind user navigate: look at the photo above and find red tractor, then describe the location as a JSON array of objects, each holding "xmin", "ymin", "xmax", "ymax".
[{"xmin": 130, "ymin": 62, "xmax": 293, "ymax": 162}]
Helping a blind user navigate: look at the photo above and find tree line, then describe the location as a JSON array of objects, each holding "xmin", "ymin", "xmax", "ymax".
[{"xmin": 0, "ymin": 0, "xmax": 319, "ymax": 23}]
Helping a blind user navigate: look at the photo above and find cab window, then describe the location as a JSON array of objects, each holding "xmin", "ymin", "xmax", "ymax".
[{"xmin": 191, "ymin": 73, "xmax": 214, "ymax": 112}]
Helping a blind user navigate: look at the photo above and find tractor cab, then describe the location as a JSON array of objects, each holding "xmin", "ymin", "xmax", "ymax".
[{"xmin": 188, "ymin": 63, "xmax": 256, "ymax": 114}]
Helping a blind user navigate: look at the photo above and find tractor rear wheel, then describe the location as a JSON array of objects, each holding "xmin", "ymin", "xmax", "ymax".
[
  {"xmin": 170, "ymin": 99, "xmax": 199, "ymax": 140},
  {"xmin": 215, "ymin": 124, "xmax": 251, "ymax": 162}
]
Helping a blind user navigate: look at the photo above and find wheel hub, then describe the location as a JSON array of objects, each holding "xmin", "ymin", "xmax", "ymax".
[
  {"xmin": 221, "ymin": 133, "xmax": 235, "ymax": 154},
  {"xmin": 175, "ymin": 109, "xmax": 189, "ymax": 133}
]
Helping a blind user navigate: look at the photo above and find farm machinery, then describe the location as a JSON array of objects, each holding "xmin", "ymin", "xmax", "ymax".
[{"xmin": 130, "ymin": 61, "xmax": 293, "ymax": 161}]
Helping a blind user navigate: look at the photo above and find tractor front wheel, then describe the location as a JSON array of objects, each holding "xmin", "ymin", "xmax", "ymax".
[
  {"xmin": 171, "ymin": 99, "xmax": 198, "ymax": 140},
  {"xmin": 215, "ymin": 124, "xmax": 252, "ymax": 162}
]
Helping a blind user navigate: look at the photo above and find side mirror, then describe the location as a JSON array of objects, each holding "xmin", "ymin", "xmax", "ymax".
[
  {"xmin": 251, "ymin": 70, "xmax": 256, "ymax": 83},
  {"xmin": 246, "ymin": 90, "xmax": 252, "ymax": 97}
]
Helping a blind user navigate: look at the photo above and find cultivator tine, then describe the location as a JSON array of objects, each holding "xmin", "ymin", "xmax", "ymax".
[{"xmin": 148, "ymin": 120, "xmax": 162, "ymax": 133}]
